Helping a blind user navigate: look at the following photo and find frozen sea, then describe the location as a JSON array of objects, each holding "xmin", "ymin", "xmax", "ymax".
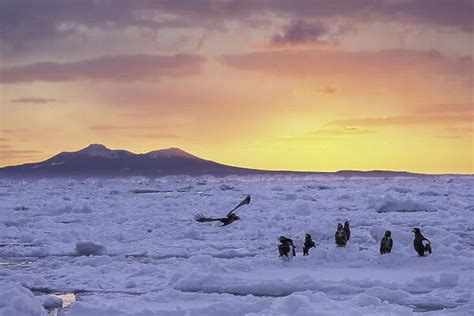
[{"xmin": 0, "ymin": 175, "xmax": 473, "ymax": 315}]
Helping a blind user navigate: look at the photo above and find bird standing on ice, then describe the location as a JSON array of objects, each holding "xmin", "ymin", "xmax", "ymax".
[
  {"xmin": 303, "ymin": 233, "xmax": 316, "ymax": 256},
  {"xmin": 380, "ymin": 230, "xmax": 393, "ymax": 254},
  {"xmin": 412, "ymin": 227, "xmax": 432, "ymax": 256},
  {"xmin": 278, "ymin": 236, "xmax": 296, "ymax": 261},
  {"xmin": 335, "ymin": 223, "xmax": 348, "ymax": 247},
  {"xmin": 344, "ymin": 221, "xmax": 351, "ymax": 241}
]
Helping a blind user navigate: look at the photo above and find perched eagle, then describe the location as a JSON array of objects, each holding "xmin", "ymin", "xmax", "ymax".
[
  {"xmin": 303, "ymin": 233, "xmax": 316, "ymax": 256},
  {"xmin": 278, "ymin": 236, "xmax": 296, "ymax": 260},
  {"xmin": 380, "ymin": 230, "xmax": 393, "ymax": 255},
  {"xmin": 344, "ymin": 221, "xmax": 351, "ymax": 241},
  {"xmin": 412, "ymin": 227, "xmax": 431, "ymax": 256},
  {"xmin": 335, "ymin": 223, "xmax": 348, "ymax": 247}
]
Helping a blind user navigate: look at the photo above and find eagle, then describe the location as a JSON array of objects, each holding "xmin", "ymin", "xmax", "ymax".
[
  {"xmin": 335, "ymin": 223, "xmax": 348, "ymax": 247},
  {"xmin": 344, "ymin": 221, "xmax": 351, "ymax": 241},
  {"xmin": 380, "ymin": 230, "xmax": 393, "ymax": 255},
  {"xmin": 194, "ymin": 195, "xmax": 251, "ymax": 226},
  {"xmin": 278, "ymin": 236, "xmax": 296, "ymax": 260},
  {"xmin": 303, "ymin": 233, "xmax": 316, "ymax": 256},
  {"xmin": 412, "ymin": 227, "xmax": 432, "ymax": 256}
]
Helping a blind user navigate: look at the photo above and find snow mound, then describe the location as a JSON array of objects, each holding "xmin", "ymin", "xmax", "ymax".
[
  {"xmin": 326, "ymin": 244, "xmax": 366, "ymax": 262},
  {"xmin": 364, "ymin": 287, "xmax": 411, "ymax": 302},
  {"xmin": 408, "ymin": 273, "xmax": 460, "ymax": 289},
  {"xmin": 369, "ymin": 195, "xmax": 436, "ymax": 213},
  {"xmin": 75, "ymin": 241, "xmax": 106, "ymax": 256},
  {"xmin": 271, "ymin": 293, "xmax": 311, "ymax": 314},
  {"xmin": 355, "ymin": 293, "xmax": 382, "ymax": 307},
  {"xmin": 219, "ymin": 184, "xmax": 234, "ymax": 191},
  {"xmin": 0, "ymin": 285, "xmax": 47, "ymax": 316},
  {"xmin": 369, "ymin": 226, "xmax": 386, "ymax": 242}
]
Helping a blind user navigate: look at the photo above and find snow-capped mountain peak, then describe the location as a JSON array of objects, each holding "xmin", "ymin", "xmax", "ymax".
[
  {"xmin": 78, "ymin": 144, "xmax": 119, "ymax": 158},
  {"xmin": 144, "ymin": 147, "xmax": 197, "ymax": 159}
]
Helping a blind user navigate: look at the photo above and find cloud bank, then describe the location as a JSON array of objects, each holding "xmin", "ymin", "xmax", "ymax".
[{"xmin": 0, "ymin": 54, "xmax": 205, "ymax": 83}]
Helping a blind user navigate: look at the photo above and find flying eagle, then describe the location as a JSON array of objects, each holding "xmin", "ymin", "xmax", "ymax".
[{"xmin": 194, "ymin": 195, "xmax": 251, "ymax": 226}]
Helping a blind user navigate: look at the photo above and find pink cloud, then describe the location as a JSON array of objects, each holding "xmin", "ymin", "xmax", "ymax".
[{"xmin": 221, "ymin": 48, "xmax": 472, "ymax": 79}]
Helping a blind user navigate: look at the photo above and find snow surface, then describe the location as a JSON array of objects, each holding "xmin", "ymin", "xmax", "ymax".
[{"xmin": 0, "ymin": 176, "xmax": 473, "ymax": 315}]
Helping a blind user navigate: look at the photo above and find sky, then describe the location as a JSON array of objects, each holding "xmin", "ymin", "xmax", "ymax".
[{"xmin": 0, "ymin": 0, "xmax": 472, "ymax": 174}]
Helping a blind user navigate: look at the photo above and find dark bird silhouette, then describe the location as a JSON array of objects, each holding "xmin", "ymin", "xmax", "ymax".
[
  {"xmin": 412, "ymin": 227, "xmax": 431, "ymax": 256},
  {"xmin": 303, "ymin": 233, "xmax": 316, "ymax": 256},
  {"xmin": 278, "ymin": 236, "xmax": 296, "ymax": 260},
  {"xmin": 335, "ymin": 223, "xmax": 348, "ymax": 247},
  {"xmin": 195, "ymin": 195, "xmax": 251, "ymax": 226},
  {"xmin": 380, "ymin": 230, "xmax": 393, "ymax": 255},
  {"xmin": 344, "ymin": 221, "xmax": 351, "ymax": 241}
]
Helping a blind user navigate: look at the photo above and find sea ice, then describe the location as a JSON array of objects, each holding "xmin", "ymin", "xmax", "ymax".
[{"xmin": 0, "ymin": 176, "xmax": 472, "ymax": 315}]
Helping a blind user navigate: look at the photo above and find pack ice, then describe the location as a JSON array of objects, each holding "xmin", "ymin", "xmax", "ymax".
[{"xmin": 0, "ymin": 176, "xmax": 473, "ymax": 315}]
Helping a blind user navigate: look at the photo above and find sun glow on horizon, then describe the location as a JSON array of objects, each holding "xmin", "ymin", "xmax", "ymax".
[{"xmin": 0, "ymin": 1, "xmax": 472, "ymax": 174}]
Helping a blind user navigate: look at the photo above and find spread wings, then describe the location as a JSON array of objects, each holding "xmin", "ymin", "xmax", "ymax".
[
  {"xmin": 194, "ymin": 213, "xmax": 222, "ymax": 222},
  {"xmin": 195, "ymin": 195, "xmax": 251, "ymax": 224},
  {"xmin": 226, "ymin": 195, "xmax": 251, "ymax": 216}
]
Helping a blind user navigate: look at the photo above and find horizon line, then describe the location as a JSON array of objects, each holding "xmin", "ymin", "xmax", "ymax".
[{"xmin": 0, "ymin": 143, "xmax": 472, "ymax": 176}]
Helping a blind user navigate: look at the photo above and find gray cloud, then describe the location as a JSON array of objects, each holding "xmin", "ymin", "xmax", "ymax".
[
  {"xmin": 271, "ymin": 20, "xmax": 329, "ymax": 46},
  {"xmin": 0, "ymin": 0, "xmax": 471, "ymax": 47},
  {"xmin": 0, "ymin": 54, "xmax": 205, "ymax": 83}
]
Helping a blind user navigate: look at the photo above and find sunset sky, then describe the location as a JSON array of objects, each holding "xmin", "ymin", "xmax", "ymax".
[{"xmin": 0, "ymin": 0, "xmax": 472, "ymax": 174}]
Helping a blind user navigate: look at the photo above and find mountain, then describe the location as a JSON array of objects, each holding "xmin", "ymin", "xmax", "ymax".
[
  {"xmin": 0, "ymin": 144, "xmax": 424, "ymax": 178},
  {"xmin": 0, "ymin": 144, "xmax": 256, "ymax": 177}
]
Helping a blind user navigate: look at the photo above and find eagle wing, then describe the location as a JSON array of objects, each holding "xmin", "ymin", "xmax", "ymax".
[
  {"xmin": 226, "ymin": 195, "xmax": 251, "ymax": 216},
  {"xmin": 194, "ymin": 213, "xmax": 222, "ymax": 222}
]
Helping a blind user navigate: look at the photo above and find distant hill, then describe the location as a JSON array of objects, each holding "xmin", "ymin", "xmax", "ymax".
[{"xmin": 0, "ymin": 144, "xmax": 424, "ymax": 178}]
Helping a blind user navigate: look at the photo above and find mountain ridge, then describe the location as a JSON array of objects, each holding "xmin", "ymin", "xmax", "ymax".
[{"xmin": 0, "ymin": 143, "xmax": 441, "ymax": 178}]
